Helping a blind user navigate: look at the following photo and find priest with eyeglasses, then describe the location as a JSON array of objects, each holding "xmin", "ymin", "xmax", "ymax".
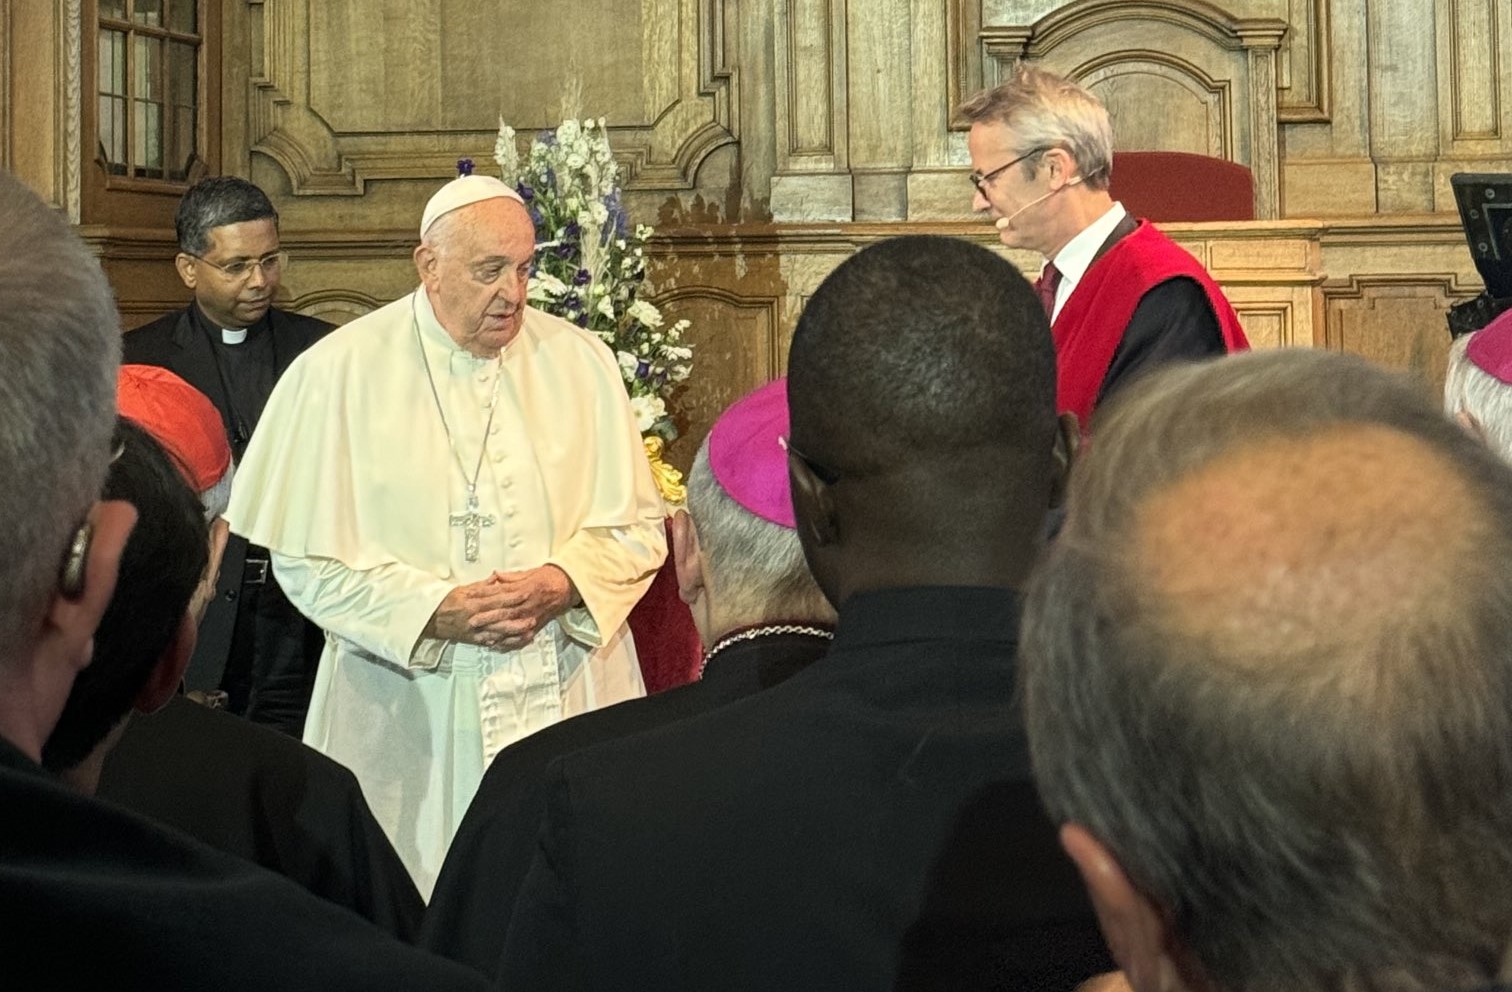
[
  {"xmin": 226, "ymin": 172, "xmax": 667, "ymax": 899},
  {"xmin": 124, "ymin": 176, "xmax": 333, "ymax": 734}
]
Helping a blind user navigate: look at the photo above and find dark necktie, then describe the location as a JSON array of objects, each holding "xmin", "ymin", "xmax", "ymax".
[{"xmin": 1036, "ymin": 262, "xmax": 1062, "ymax": 322}]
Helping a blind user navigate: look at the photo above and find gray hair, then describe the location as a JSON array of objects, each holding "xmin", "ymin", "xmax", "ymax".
[
  {"xmin": 958, "ymin": 64, "xmax": 1114, "ymax": 191},
  {"xmin": 1445, "ymin": 331, "xmax": 1512, "ymax": 461},
  {"xmin": 175, "ymin": 176, "xmax": 277, "ymax": 256},
  {"xmin": 1022, "ymin": 349, "xmax": 1512, "ymax": 992},
  {"xmin": 685, "ymin": 436, "xmax": 834, "ymax": 627},
  {"xmin": 0, "ymin": 172, "xmax": 122, "ymax": 659}
]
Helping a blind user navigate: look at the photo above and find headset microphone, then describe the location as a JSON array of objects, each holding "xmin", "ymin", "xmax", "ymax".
[{"xmin": 994, "ymin": 175, "xmax": 1085, "ymax": 231}]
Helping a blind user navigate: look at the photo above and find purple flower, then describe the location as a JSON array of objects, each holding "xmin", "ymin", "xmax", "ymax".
[
  {"xmin": 636, "ymin": 360, "xmax": 650, "ymax": 379},
  {"xmin": 564, "ymin": 221, "xmax": 581, "ymax": 241},
  {"xmin": 519, "ymin": 183, "xmax": 535, "ymax": 202},
  {"xmin": 456, "ymin": 158, "xmax": 474, "ymax": 177},
  {"xmin": 573, "ymin": 268, "xmax": 591, "ymax": 286},
  {"xmin": 574, "ymin": 312, "xmax": 589, "ymax": 327},
  {"xmin": 555, "ymin": 243, "xmax": 575, "ymax": 259},
  {"xmin": 540, "ymin": 130, "xmax": 556, "ymax": 146},
  {"xmin": 529, "ymin": 207, "xmax": 544, "ymax": 227}
]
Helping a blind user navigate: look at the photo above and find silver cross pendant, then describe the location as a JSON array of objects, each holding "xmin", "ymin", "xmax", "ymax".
[{"xmin": 449, "ymin": 486, "xmax": 497, "ymax": 563}]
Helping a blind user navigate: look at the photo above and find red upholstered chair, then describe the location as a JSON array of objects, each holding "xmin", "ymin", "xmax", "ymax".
[
  {"xmin": 626, "ymin": 519, "xmax": 703, "ymax": 694},
  {"xmin": 1107, "ymin": 151, "xmax": 1255, "ymax": 223}
]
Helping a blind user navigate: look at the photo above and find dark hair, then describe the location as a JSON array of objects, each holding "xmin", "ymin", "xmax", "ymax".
[
  {"xmin": 1023, "ymin": 349, "xmax": 1512, "ymax": 992},
  {"xmin": 43, "ymin": 418, "xmax": 209, "ymax": 771},
  {"xmin": 175, "ymin": 176, "xmax": 278, "ymax": 256},
  {"xmin": 787, "ymin": 235, "xmax": 1055, "ymax": 485}
]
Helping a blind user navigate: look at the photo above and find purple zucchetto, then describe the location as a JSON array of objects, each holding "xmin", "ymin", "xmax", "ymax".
[
  {"xmin": 1467, "ymin": 307, "xmax": 1512, "ymax": 385},
  {"xmin": 707, "ymin": 378, "xmax": 796, "ymax": 529}
]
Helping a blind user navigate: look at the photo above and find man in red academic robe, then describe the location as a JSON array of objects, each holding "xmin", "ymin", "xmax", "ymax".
[{"xmin": 961, "ymin": 64, "xmax": 1249, "ymax": 428}]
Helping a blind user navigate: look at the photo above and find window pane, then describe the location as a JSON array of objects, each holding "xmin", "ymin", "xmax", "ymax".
[
  {"xmin": 168, "ymin": 41, "xmax": 196, "ymax": 181},
  {"xmin": 134, "ymin": 33, "xmax": 163, "ymax": 101},
  {"xmin": 98, "ymin": 95, "xmax": 128, "ymax": 172},
  {"xmin": 134, "ymin": 98, "xmax": 163, "ymax": 175},
  {"xmin": 98, "ymin": 29, "xmax": 126, "ymax": 96},
  {"xmin": 100, "ymin": 0, "xmax": 127, "ymax": 20},
  {"xmin": 132, "ymin": 0, "xmax": 163, "ymax": 28},
  {"xmin": 167, "ymin": 0, "xmax": 197, "ymax": 34}
]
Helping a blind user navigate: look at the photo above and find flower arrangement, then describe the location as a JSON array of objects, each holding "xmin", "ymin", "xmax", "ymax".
[{"xmin": 488, "ymin": 117, "xmax": 693, "ymax": 502}]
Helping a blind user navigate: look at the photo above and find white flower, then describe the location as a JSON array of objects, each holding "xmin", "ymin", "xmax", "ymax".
[
  {"xmin": 566, "ymin": 152, "xmax": 586, "ymax": 171},
  {"xmin": 597, "ymin": 296, "xmax": 616, "ymax": 318},
  {"xmin": 590, "ymin": 201, "xmax": 609, "ymax": 225},
  {"xmin": 629, "ymin": 394, "xmax": 666, "ymax": 433},
  {"xmin": 494, "ymin": 119, "xmax": 518, "ymax": 180},
  {"xmin": 527, "ymin": 272, "xmax": 569, "ymax": 302},
  {"xmin": 635, "ymin": 224, "xmax": 653, "ymax": 240},
  {"xmin": 616, "ymin": 350, "xmax": 639, "ymax": 375},
  {"xmin": 627, "ymin": 300, "xmax": 663, "ymax": 327},
  {"xmin": 557, "ymin": 119, "xmax": 580, "ymax": 145}
]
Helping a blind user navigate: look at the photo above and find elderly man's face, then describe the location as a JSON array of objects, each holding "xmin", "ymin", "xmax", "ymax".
[{"xmin": 418, "ymin": 198, "xmax": 536, "ymax": 357}]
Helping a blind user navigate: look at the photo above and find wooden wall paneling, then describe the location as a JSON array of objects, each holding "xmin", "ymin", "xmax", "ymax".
[
  {"xmin": 1322, "ymin": 275, "xmax": 1482, "ymax": 393},
  {"xmin": 770, "ymin": 0, "xmax": 851, "ymax": 220},
  {"xmin": 1276, "ymin": 0, "xmax": 1331, "ymax": 122},
  {"xmin": 5, "ymin": 1, "xmax": 74, "ymax": 215},
  {"xmin": 1435, "ymin": 0, "xmax": 1502, "ymax": 147},
  {"xmin": 1366, "ymin": 0, "xmax": 1439, "ymax": 213},
  {"xmin": 240, "ymin": 0, "xmax": 735, "ymax": 208},
  {"xmin": 847, "ymin": 0, "xmax": 913, "ymax": 220},
  {"xmin": 1279, "ymin": 0, "xmax": 1374, "ymax": 216}
]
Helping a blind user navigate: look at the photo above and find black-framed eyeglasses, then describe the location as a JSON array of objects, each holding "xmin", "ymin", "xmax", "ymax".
[
  {"xmin": 969, "ymin": 147, "xmax": 1049, "ymax": 196},
  {"xmin": 779, "ymin": 435, "xmax": 841, "ymax": 486},
  {"xmin": 185, "ymin": 250, "xmax": 287, "ymax": 281}
]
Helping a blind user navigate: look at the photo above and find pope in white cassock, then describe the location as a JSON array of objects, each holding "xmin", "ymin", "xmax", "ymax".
[{"xmin": 226, "ymin": 175, "xmax": 667, "ymax": 897}]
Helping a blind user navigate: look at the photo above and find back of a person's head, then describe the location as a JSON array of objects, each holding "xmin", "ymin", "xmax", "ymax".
[
  {"xmin": 787, "ymin": 235, "xmax": 1056, "ymax": 528},
  {"xmin": 1023, "ymin": 348, "xmax": 1512, "ymax": 992},
  {"xmin": 1445, "ymin": 314, "xmax": 1512, "ymax": 462},
  {"xmin": 0, "ymin": 172, "xmax": 121, "ymax": 663},
  {"xmin": 686, "ymin": 437, "xmax": 832, "ymax": 626},
  {"xmin": 43, "ymin": 419, "xmax": 209, "ymax": 772}
]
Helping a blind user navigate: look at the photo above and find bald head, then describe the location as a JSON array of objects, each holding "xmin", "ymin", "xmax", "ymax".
[{"xmin": 1023, "ymin": 349, "xmax": 1512, "ymax": 992}]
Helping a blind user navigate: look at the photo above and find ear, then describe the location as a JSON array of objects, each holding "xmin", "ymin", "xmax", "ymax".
[
  {"xmin": 670, "ymin": 509, "xmax": 705, "ymax": 606},
  {"xmin": 134, "ymin": 611, "xmax": 195, "ymax": 715},
  {"xmin": 1456, "ymin": 409, "xmax": 1488, "ymax": 445},
  {"xmin": 174, "ymin": 253, "xmax": 198, "ymax": 292},
  {"xmin": 787, "ymin": 455, "xmax": 839, "ymax": 548},
  {"xmin": 1049, "ymin": 412, "xmax": 1081, "ymax": 511},
  {"xmin": 1061, "ymin": 823, "xmax": 1191, "ymax": 992},
  {"xmin": 413, "ymin": 242, "xmax": 439, "ymax": 289},
  {"xmin": 39, "ymin": 501, "xmax": 137, "ymax": 680}
]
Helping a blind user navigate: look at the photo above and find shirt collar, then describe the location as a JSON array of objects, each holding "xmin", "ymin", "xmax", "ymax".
[{"xmin": 1046, "ymin": 201, "xmax": 1127, "ymax": 310}]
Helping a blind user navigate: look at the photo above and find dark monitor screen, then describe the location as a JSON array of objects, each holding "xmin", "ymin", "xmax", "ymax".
[{"xmin": 1452, "ymin": 173, "xmax": 1512, "ymax": 299}]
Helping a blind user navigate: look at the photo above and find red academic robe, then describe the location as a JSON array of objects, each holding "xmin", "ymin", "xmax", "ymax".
[{"xmin": 1052, "ymin": 220, "xmax": 1249, "ymax": 427}]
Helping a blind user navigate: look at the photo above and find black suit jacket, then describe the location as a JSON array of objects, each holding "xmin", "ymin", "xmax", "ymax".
[
  {"xmin": 497, "ymin": 587, "xmax": 1112, "ymax": 991},
  {"xmin": 123, "ymin": 303, "xmax": 333, "ymax": 716},
  {"xmin": 422, "ymin": 629, "xmax": 832, "ymax": 973},
  {"xmin": 0, "ymin": 734, "xmax": 488, "ymax": 991},
  {"xmin": 97, "ymin": 696, "xmax": 425, "ymax": 941}
]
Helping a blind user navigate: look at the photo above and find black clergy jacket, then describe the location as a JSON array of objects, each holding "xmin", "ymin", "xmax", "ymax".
[
  {"xmin": 422, "ymin": 627, "xmax": 833, "ymax": 974},
  {"xmin": 496, "ymin": 586, "xmax": 1113, "ymax": 992},
  {"xmin": 0, "ymin": 732, "xmax": 489, "ymax": 991},
  {"xmin": 124, "ymin": 303, "xmax": 332, "ymax": 729},
  {"xmin": 97, "ymin": 695, "xmax": 424, "ymax": 940}
]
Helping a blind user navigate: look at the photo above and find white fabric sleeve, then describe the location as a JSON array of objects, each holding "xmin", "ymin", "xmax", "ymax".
[
  {"xmin": 271, "ymin": 551, "xmax": 455, "ymax": 671},
  {"xmin": 547, "ymin": 513, "xmax": 667, "ymax": 649}
]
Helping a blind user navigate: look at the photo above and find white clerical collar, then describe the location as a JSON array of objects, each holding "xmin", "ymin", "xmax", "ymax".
[
  {"xmin": 1045, "ymin": 201, "xmax": 1128, "ymax": 323},
  {"xmin": 221, "ymin": 327, "xmax": 248, "ymax": 345}
]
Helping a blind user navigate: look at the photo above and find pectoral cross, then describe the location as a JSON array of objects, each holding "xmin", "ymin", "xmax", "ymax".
[{"xmin": 449, "ymin": 487, "xmax": 497, "ymax": 563}]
